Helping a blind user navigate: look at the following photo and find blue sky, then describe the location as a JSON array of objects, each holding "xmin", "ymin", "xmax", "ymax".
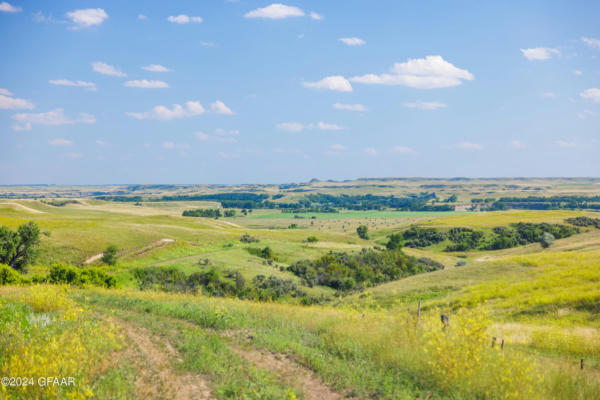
[{"xmin": 0, "ymin": 1, "xmax": 599, "ymax": 184}]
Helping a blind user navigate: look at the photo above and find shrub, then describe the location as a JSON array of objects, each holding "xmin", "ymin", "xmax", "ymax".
[
  {"xmin": 240, "ymin": 233, "xmax": 260, "ymax": 243},
  {"xmin": 456, "ymin": 259, "xmax": 467, "ymax": 267},
  {"xmin": 540, "ymin": 232, "xmax": 555, "ymax": 248},
  {"xmin": 46, "ymin": 265, "xmax": 116, "ymax": 288},
  {"xmin": 0, "ymin": 264, "xmax": 23, "ymax": 284},
  {"xmin": 386, "ymin": 233, "xmax": 404, "ymax": 250},
  {"xmin": 306, "ymin": 236, "xmax": 319, "ymax": 243},
  {"xmin": 356, "ymin": 225, "xmax": 369, "ymax": 239},
  {"xmin": 101, "ymin": 245, "xmax": 118, "ymax": 265}
]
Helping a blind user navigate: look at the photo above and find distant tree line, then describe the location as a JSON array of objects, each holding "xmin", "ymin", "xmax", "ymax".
[
  {"xmin": 490, "ymin": 196, "xmax": 600, "ymax": 211},
  {"xmin": 96, "ymin": 192, "xmax": 456, "ymax": 212},
  {"xmin": 565, "ymin": 216, "xmax": 600, "ymax": 229}
]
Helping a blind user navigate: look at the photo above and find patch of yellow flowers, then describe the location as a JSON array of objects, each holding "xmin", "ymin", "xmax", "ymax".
[
  {"xmin": 422, "ymin": 308, "xmax": 540, "ymax": 399},
  {"xmin": 0, "ymin": 285, "xmax": 123, "ymax": 400}
]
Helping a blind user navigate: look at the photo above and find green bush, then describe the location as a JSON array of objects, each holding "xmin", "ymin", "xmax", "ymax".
[
  {"xmin": 101, "ymin": 245, "xmax": 118, "ymax": 266},
  {"xmin": 46, "ymin": 265, "xmax": 116, "ymax": 288},
  {"xmin": 0, "ymin": 264, "xmax": 24, "ymax": 285},
  {"xmin": 356, "ymin": 225, "xmax": 369, "ymax": 239}
]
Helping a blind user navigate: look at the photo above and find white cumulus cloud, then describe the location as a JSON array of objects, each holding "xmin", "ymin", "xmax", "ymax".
[
  {"xmin": 455, "ymin": 141, "xmax": 483, "ymax": 150},
  {"xmin": 309, "ymin": 11, "xmax": 323, "ymax": 20},
  {"xmin": 520, "ymin": 47, "xmax": 560, "ymax": 60},
  {"xmin": 195, "ymin": 132, "xmax": 209, "ymax": 141},
  {"xmin": 124, "ymin": 80, "xmax": 169, "ymax": 88},
  {"xmin": 582, "ymin": 37, "xmax": 600, "ymax": 50},
  {"xmin": 12, "ymin": 109, "xmax": 95, "ymax": 130},
  {"xmin": 66, "ymin": 8, "xmax": 108, "ymax": 29},
  {"xmin": 350, "ymin": 55, "xmax": 473, "ymax": 89},
  {"xmin": 317, "ymin": 121, "xmax": 343, "ymax": 130},
  {"xmin": 244, "ymin": 4, "xmax": 305, "ymax": 19},
  {"xmin": 167, "ymin": 14, "xmax": 202, "ymax": 24},
  {"xmin": 339, "ymin": 37, "xmax": 365, "ymax": 46},
  {"xmin": 49, "ymin": 79, "xmax": 96, "ymax": 91},
  {"xmin": 403, "ymin": 101, "xmax": 447, "ymax": 110},
  {"xmin": 142, "ymin": 64, "xmax": 171, "ymax": 72},
  {"xmin": 0, "ymin": 2, "xmax": 21, "ymax": 12},
  {"xmin": 364, "ymin": 147, "xmax": 377, "ymax": 156},
  {"xmin": 580, "ymin": 88, "xmax": 600, "ymax": 103},
  {"xmin": 210, "ymin": 100, "xmax": 234, "ymax": 114},
  {"xmin": 303, "ymin": 76, "xmax": 352, "ymax": 92},
  {"xmin": 126, "ymin": 101, "xmax": 206, "ymax": 120},
  {"xmin": 333, "ymin": 103, "xmax": 367, "ymax": 111},
  {"xmin": 138, "ymin": 14, "xmax": 147, "ymax": 20},
  {"xmin": 276, "ymin": 122, "xmax": 304, "ymax": 132},
  {"xmin": 92, "ymin": 62, "xmax": 126, "ymax": 77},
  {"xmin": 0, "ymin": 90, "xmax": 34, "ymax": 110}
]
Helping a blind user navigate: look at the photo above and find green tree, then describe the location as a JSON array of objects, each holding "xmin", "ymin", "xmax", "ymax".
[
  {"xmin": 0, "ymin": 222, "xmax": 40, "ymax": 271},
  {"xmin": 386, "ymin": 233, "xmax": 404, "ymax": 250},
  {"xmin": 356, "ymin": 225, "xmax": 369, "ymax": 239},
  {"xmin": 101, "ymin": 245, "xmax": 118, "ymax": 265},
  {"xmin": 540, "ymin": 232, "xmax": 555, "ymax": 248},
  {"xmin": 260, "ymin": 246, "xmax": 274, "ymax": 260}
]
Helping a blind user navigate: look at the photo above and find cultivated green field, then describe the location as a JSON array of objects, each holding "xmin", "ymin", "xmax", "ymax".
[{"xmin": 1, "ymin": 179, "xmax": 600, "ymax": 399}]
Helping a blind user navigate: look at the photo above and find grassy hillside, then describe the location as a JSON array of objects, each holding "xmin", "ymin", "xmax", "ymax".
[{"xmin": 1, "ymin": 195, "xmax": 599, "ymax": 399}]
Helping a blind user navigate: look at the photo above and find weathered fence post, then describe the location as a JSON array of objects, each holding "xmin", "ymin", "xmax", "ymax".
[
  {"xmin": 581, "ymin": 359, "xmax": 584, "ymax": 370},
  {"xmin": 501, "ymin": 339, "xmax": 504, "ymax": 350},
  {"xmin": 417, "ymin": 300, "xmax": 421, "ymax": 325},
  {"xmin": 441, "ymin": 314, "xmax": 449, "ymax": 330},
  {"xmin": 491, "ymin": 337, "xmax": 496, "ymax": 348}
]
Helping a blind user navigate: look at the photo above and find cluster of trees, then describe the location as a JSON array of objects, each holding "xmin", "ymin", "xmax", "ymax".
[
  {"xmin": 402, "ymin": 226, "xmax": 446, "ymax": 247},
  {"xmin": 445, "ymin": 228, "xmax": 485, "ymax": 251},
  {"xmin": 0, "ymin": 264, "xmax": 115, "ymax": 288},
  {"xmin": 484, "ymin": 223, "xmax": 578, "ymax": 250},
  {"xmin": 400, "ymin": 222, "xmax": 578, "ymax": 252},
  {"xmin": 490, "ymin": 196, "xmax": 600, "ymax": 211},
  {"xmin": 182, "ymin": 209, "xmax": 236, "ymax": 218},
  {"xmin": 41, "ymin": 199, "xmax": 79, "ymax": 207},
  {"xmin": 566, "ymin": 216, "xmax": 600, "ymax": 229},
  {"xmin": 0, "ymin": 222, "xmax": 40, "ymax": 271},
  {"xmin": 286, "ymin": 248, "xmax": 444, "ymax": 291},
  {"xmin": 132, "ymin": 266, "xmax": 312, "ymax": 301}
]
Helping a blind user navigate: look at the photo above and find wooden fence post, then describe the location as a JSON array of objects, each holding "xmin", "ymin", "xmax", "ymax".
[
  {"xmin": 417, "ymin": 300, "xmax": 421, "ymax": 325},
  {"xmin": 581, "ymin": 359, "xmax": 584, "ymax": 370}
]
